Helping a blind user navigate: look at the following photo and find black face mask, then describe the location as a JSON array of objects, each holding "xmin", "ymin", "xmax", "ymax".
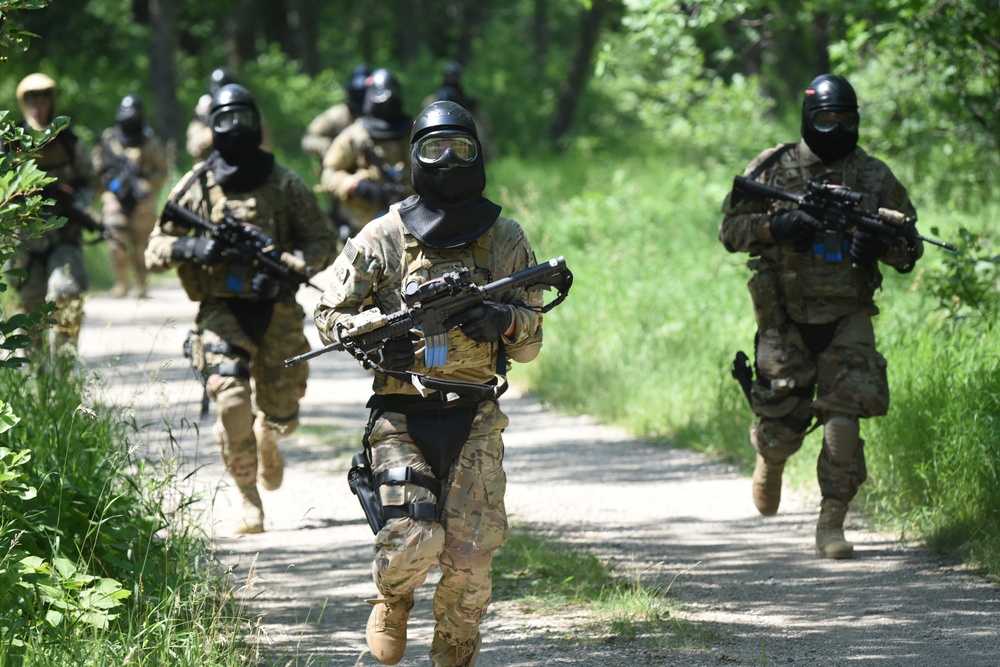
[
  {"xmin": 116, "ymin": 118, "xmax": 144, "ymax": 147},
  {"xmin": 211, "ymin": 127, "xmax": 262, "ymax": 164},
  {"xmin": 208, "ymin": 148, "xmax": 274, "ymax": 193},
  {"xmin": 801, "ymin": 119, "xmax": 858, "ymax": 164},
  {"xmin": 398, "ymin": 138, "xmax": 500, "ymax": 249}
]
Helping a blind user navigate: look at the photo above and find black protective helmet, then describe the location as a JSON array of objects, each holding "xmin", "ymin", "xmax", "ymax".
[
  {"xmin": 801, "ymin": 74, "xmax": 860, "ymax": 163},
  {"xmin": 116, "ymin": 93, "xmax": 143, "ymax": 124},
  {"xmin": 346, "ymin": 62, "xmax": 372, "ymax": 107},
  {"xmin": 802, "ymin": 74, "xmax": 858, "ymax": 116},
  {"xmin": 209, "ymin": 67, "xmax": 239, "ymax": 95},
  {"xmin": 411, "ymin": 100, "xmax": 478, "ymax": 145},
  {"xmin": 362, "ymin": 68, "xmax": 404, "ymax": 121},
  {"xmin": 442, "ymin": 61, "xmax": 463, "ymax": 86},
  {"xmin": 209, "ymin": 84, "xmax": 261, "ymax": 162}
]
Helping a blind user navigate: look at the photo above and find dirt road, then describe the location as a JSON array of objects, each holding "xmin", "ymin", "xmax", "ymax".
[{"xmin": 79, "ymin": 281, "xmax": 1000, "ymax": 666}]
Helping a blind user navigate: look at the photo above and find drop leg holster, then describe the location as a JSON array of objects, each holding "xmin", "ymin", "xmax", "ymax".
[{"xmin": 348, "ymin": 394, "xmax": 481, "ymax": 535}]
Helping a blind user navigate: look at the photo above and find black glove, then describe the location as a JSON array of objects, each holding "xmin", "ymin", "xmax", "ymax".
[
  {"xmin": 444, "ymin": 302, "xmax": 514, "ymax": 344},
  {"xmin": 171, "ymin": 237, "xmax": 221, "ymax": 265},
  {"xmin": 850, "ymin": 231, "xmax": 889, "ymax": 264},
  {"xmin": 250, "ymin": 273, "xmax": 282, "ymax": 300},
  {"xmin": 378, "ymin": 335, "xmax": 415, "ymax": 372},
  {"xmin": 769, "ymin": 210, "xmax": 822, "ymax": 245},
  {"xmin": 353, "ymin": 179, "xmax": 385, "ymax": 204}
]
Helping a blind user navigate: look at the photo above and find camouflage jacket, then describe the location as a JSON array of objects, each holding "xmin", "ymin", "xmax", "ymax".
[
  {"xmin": 719, "ymin": 141, "xmax": 922, "ymax": 324},
  {"xmin": 146, "ymin": 160, "xmax": 336, "ymax": 301},
  {"xmin": 314, "ymin": 204, "xmax": 544, "ymax": 396}
]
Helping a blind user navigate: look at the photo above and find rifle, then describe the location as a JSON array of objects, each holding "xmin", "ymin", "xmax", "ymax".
[
  {"xmin": 161, "ymin": 201, "xmax": 323, "ymax": 293},
  {"xmin": 285, "ymin": 256, "xmax": 573, "ymax": 372},
  {"xmin": 363, "ymin": 145, "xmax": 410, "ymax": 207},
  {"xmin": 41, "ymin": 181, "xmax": 105, "ymax": 238},
  {"xmin": 98, "ymin": 139, "xmax": 142, "ymax": 215},
  {"xmin": 731, "ymin": 176, "xmax": 957, "ymax": 253}
]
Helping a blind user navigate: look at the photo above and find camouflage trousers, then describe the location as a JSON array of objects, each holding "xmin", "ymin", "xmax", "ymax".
[
  {"xmin": 12, "ymin": 242, "xmax": 89, "ymax": 353},
  {"xmin": 749, "ymin": 307, "xmax": 888, "ymax": 503},
  {"xmin": 196, "ymin": 297, "xmax": 310, "ymax": 485},
  {"xmin": 102, "ymin": 193, "xmax": 156, "ymax": 293},
  {"xmin": 368, "ymin": 399, "xmax": 509, "ymax": 660}
]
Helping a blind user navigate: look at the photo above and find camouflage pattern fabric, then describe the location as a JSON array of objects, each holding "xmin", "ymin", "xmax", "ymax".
[
  {"xmin": 314, "ymin": 204, "xmax": 543, "ymax": 660},
  {"xmin": 93, "ymin": 126, "xmax": 169, "ymax": 295},
  {"xmin": 319, "ymin": 120, "xmax": 414, "ymax": 235},
  {"xmin": 720, "ymin": 140, "xmax": 919, "ymax": 504},
  {"xmin": 301, "ymin": 102, "xmax": 355, "ymax": 162},
  {"xmin": 146, "ymin": 158, "xmax": 333, "ymax": 486}
]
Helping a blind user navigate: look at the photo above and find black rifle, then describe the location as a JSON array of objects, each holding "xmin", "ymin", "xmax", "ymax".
[
  {"xmin": 731, "ymin": 176, "xmax": 957, "ymax": 253},
  {"xmin": 98, "ymin": 139, "xmax": 142, "ymax": 215},
  {"xmin": 161, "ymin": 200, "xmax": 322, "ymax": 292},
  {"xmin": 363, "ymin": 145, "xmax": 410, "ymax": 207},
  {"xmin": 42, "ymin": 181, "xmax": 105, "ymax": 237},
  {"xmin": 285, "ymin": 256, "xmax": 573, "ymax": 370}
]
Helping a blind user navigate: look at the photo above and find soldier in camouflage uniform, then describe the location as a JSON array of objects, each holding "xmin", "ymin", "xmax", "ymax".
[
  {"xmin": 320, "ymin": 68, "xmax": 415, "ymax": 238},
  {"xmin": 186, "ymin": 68, "xmax": 272, "ymax": 162},
  {"xmin": 147, "ymin": 84, "xmax": 335, "ymax": 534},
  {"xmin": 8, "ymin": 73, "xmax": 98, "ymax": 356},
  {"xmin": 315, "ymin": 101, "xmax": 543, "ymax": 666},
  {"xmin": 719, "ymin": 74, "xmax": 923, "ymax": 559},
  {"xmin": 93, "ymin": 94, "xmax": 168, "ymax": 298},
  {"xmin": 301, "ymin": 63, "xmax": 371, "ymax": 163}
]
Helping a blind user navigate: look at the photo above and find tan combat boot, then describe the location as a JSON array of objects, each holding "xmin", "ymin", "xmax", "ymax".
[
  {"xmin": 366, "ymin": 592, "xmax": 414, "ymax": 665},
  {"xmin": 816, "ymin": 498, "xmax": 854, "ymax": 559},
  {"xmin": 430, "ymin": 632, "xmax": 481, "ymax": 667},
  {"xmin": 233, "ymin": 482, "xmax": 264, "ymax": 535},
  {"xmin": 751, "ymin": 454, "xmax": 784, "ymax": 516},
  {"xmin": 110, "ymin": 282, "xmax": 129, "ymax": 298},
  {"xmin": 254, "ymin": 417, "xmax": 284, "ymax": 491}
]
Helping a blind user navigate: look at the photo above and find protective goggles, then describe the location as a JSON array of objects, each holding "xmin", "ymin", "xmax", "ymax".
[
  {"xmin": 810, "ymin": 109, "xmax": 860, "ymax": 132},
  {"xmin": 212, "ymin": 108, "xmax": 259, "ymax": 133},
  {"xmin": 415, "ymin": 132, "xmax": 478, "ymax": 167}
]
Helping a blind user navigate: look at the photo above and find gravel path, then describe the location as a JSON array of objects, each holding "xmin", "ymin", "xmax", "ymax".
[{"xmin": 78, "ymin": 280, "xmax": 1000, "ymax": 667}]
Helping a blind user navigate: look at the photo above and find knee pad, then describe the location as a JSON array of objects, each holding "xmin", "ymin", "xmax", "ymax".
[{"xmin": 824, "ymin": 415, "xmax": 860, "ymax": 465}]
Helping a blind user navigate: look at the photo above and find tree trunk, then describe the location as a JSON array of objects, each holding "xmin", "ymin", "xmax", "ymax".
[
  {"xmin": 548, "ymin": 0, "xmax": 613, "ymax": 148},
  {"xmin": 811, "ymin": 10, "xmax": 831, "ymax": 76},
  {"xmin": 225, "ymin": 0, "xmax": 256, "ymax": 67},
  {"xmin": 288, "ymin": 0, "xmax": 320, "ymax": 75},
  {"xmin": 148, "ymin": 0, "xmax": 181, "ymax": 156},
  {"xmin": 532, "ymin": 0, "xmax": 550, "ymax": 83}
]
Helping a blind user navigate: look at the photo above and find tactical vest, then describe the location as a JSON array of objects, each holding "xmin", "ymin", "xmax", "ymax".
[
  {"xmin": 378, "ymin": 208, "xmax": 503, "ymax": 388},
  {"xmin": 175, "ymin": 172, "xmax": 290, "ymax": 301},
  {"xmin": 756, "ymin": 153, "xmax": 885, "ymax": 324}
]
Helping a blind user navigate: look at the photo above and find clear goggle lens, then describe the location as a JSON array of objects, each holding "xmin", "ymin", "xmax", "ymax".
[
  {"xmin": 212, "ymin": 108, "xmax": 259, "ymax": 133},
  {"xmin": 811, "ymin": 110, "xmax": 859, "ymax": 132},
  {"xmin": 416, "ymin": 133, "xmax": 478, "ymax": 164}
]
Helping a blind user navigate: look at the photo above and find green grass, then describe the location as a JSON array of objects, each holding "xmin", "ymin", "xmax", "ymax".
[
  {"xmin": 491, "ymin": 148, "xmax": 1000, "ymax": 580},
  {"xmin": 0, "ymin": 357, "xmax": 254, "ymax": 665},
  {"xmin": 492, "ymin": 528, "xmax": 715, "ymax": 651}
]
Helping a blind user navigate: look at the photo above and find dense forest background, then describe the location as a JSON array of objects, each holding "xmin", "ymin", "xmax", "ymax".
[{"xmin": 1, "ymin": 0, "xmax": 996, "ymax": 207}]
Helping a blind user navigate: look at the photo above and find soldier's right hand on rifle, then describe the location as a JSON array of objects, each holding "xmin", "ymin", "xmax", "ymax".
[
  {"xmin": 170, "ymin": 237, "xmax": 222, "ymax": 265},
  {"xmin": 768, "ymin": 209, "xmax": 823, "ymax": 245}
]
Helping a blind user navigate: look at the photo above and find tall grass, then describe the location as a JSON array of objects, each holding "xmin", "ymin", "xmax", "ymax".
[
  {"xmin": 491, "ymin": 149, "xmax": 1000, "ymax": 579},
  {"xmin": 0, "ymin": 358, "xmax": 253, "ymax": 665}
]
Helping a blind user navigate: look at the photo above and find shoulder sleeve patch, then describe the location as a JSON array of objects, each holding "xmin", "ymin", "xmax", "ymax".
[{"xmin": 343, "ymin": 238, "xmax": 359, "ymax": 264}]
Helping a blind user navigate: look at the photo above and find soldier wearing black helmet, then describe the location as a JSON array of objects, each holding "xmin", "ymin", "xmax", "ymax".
[
  {"xmin": 6, "ymin": 73, "xmax": 98, "ymax": 357},
  {"xmin": 147, "ymin": 84, "xmax": 335, "ymax": 535},
  {"xmin": 314, "ymin": 100, "xmax": 544, "ymax": 666},
  {"xmin": 422, "ymin": 61, "xmax": 495, "ymax": 163},
  {"xmin": 719, "ymin": 74, "xmax": 924, "ymax": 559},
  {"xmin": 186, "ymin": 67, "xmax": 271, "ymax": 161},
  {"xmin": 93, "ymin": 94, "xmax": 168, "ymax": 298},
  {"xmin": 320, "ymin": 68, "xmax": 415, "ymax": 237},
  {"xmin": 302, "ymin": 63, "xmax": 372, "ymax": 162}
]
